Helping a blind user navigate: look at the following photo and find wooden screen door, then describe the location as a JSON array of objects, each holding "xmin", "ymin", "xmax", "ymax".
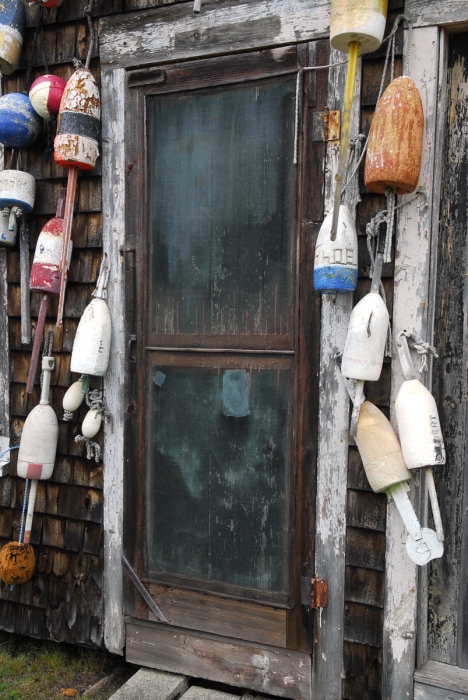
[{"xmin": 123, "ymin": 43, "xmax": 325, "ymax": 665}]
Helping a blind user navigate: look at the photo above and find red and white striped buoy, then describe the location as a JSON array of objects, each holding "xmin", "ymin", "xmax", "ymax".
[
  {"xmin": 23, "ymin": 0, "xmax": 63, "ymax": 7},
  {"xmin": 17, "ymin": 354, "xmax": 58, "ymax": 544}
]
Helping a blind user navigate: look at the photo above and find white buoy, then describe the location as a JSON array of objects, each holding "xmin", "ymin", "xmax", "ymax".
[
  {"xmin": 0, "ymin": 170, "xmax": 35, "ymax": 232},
  {"xmin": 81, "ymin": 409, "xmax": 102, "ymax": 439},
  {"xmin": 330, "ymin": 0, "xmax": 388, "ymax": 55},
  {"xmin": 314, "ymin": 205, "xmax": 358, "ymax": 294},
  {"xmin": 63, "ymin": 380, "xmax": 85, "ymax": 414},
  {"xmin": 0, "ymin": 208, "xmax": 17, "ymax": 246},
  {"xmin": 70, "ymin": 256, "xmax": 111, "ymax": 378},
  {"xmin": 17, "ymin": 355, "xmax": 58, "ymax": 481}
]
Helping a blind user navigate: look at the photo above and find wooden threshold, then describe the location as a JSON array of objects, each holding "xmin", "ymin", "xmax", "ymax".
[
  {"xmin": 146, "ymin": 584, "xmax": 287, "ymax": 648},
  {"xmin": 414, "ymin": 660, "xmax": 468, "ymax": 700},
  {"xmin": 125, "ymin": 619, "xmax": 311, "ymax": 700}
]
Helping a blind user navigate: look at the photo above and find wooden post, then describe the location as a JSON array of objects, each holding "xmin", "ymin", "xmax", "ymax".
[
  {"xmin": 383, "ymin": 25, "xmax": 439, "ymax": 700},
  {"xmin": 311, "ymin": 48, "xmax": 361, "ymax": 700},
  {"xmin": 20, "ymin": 217, "xmax": 31, "ymax": 345},
  {"xmin": 101, "ymin": 67, "xmax": 126, "ymax": 656}
]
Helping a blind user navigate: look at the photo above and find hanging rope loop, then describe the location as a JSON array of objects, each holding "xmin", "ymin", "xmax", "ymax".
[
  {"xmin": 397, "ymin": 329, "xmax": 438, "ymax": 373},
  {"xmin": 84, "ymin": 0, "xmax": 95, "ymax": 70}
]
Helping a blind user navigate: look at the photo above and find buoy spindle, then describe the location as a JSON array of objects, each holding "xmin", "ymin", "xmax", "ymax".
[{"xmin": 330, "ymin": 40, "xmax": 359, "ymax": 241}]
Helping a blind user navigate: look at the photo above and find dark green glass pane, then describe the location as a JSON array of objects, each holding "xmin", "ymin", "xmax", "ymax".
[
  {"xmin": 147, "ymin": 77, "xmax": 296, "ymax": 338},
  {"xmin": 147, "ymin": 364, "xmax": 291, "ymax": 593}
]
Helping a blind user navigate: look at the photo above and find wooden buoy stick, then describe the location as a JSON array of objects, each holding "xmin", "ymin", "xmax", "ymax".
[
  {"xmin": 26, "ymin": 294, "xmax": 49, "ymax": 393},
  {"xmin": 20, "ymin": 216, "xmax": 31, "ymax": 344},
  {"xmin": 23, "ymin": 479, "xmax": 38, "ymax": 544},
  {"xmin": 57, "ymin": 165, "xmax": 77, "ymax": 327},
  {"xmin": 426, "ymin": 467, "xmax": 444, "ymax": 542}
]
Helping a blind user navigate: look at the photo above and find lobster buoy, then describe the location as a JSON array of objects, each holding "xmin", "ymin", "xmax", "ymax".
[
  {"xmin": 330, "ymin": 0, "xmax": 388, "ymax": 55},
  {"xmin": 365, "ymin": 77, "xmax": 424, "ymax": 194},
  {"xmin": 0, "ymin": 93, "xmax": 42, "ymax": 147},
  {"xmin": 54, "ymin": 67, "xmax": 100, "ymax": 171},
  {"xmin": 0, "ymin": 0, "xmax": 25, "ymax": 75},
  {"xmin": 18, "ymin": 356, "xmax": 58, "ymax": 482},
  {"xmin": 0, "ymin": 541, "xmax": 35, "ymax": 584},
  {"xmin": 341, "ymin": 292, "xmax": 389, "ymax": 380},
  {"xmin": 396, "ymin": 380, "xmax": 445, "ymax": 469},
  {"xmin": 63, "ymin": 380, "xmax": 85, "ymax": 415},
  {"xmin": 23, "ymin": 0, "xmax": 63, "ymax": 6},
  {"xmin": 314, "ymin": 205, "xmax": 358, "ymax": 293},
  {"xmin": 0, "ymin": 169, "xmax": 35, "ymax": 214},
  {"xmin": 29, "ymin": 74, "xmax": 66, "ymax": 119},
  {"xmin": 71, "ymin": 257, "xmax": 111, "ymax": 378},
  {"xmin": 355, "ymin": 401, "xmax": 412, "ymax": 492},
  {"xmin": 82, "ymin": 408, "xmax": 102, "ymax": 439},
  {"xmin": 30, "ymin": 197, "xmax": 71, "ymax": 297},
  {"xmin": 0, "ymin": 208, "xmax": 17, "ymax": 246}
]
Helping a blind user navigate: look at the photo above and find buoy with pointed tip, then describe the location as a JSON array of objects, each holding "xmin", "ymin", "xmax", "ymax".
[
  {"xmin": 0, "ymin": 0, "xmax": 25, "ymax": 75},
  {"xmin": 71, "ymin": 256, "xmax": 111, "ymax": 379},
  {"xmin": 330, "ymin": 0, "xmax": 388, "ymax": 55},
  {"xmin": 29, "ymin": 74, "xmax": 66, "ymax": 119},
  {"xmin": 0, "ymin": 93, "xmax": 42, "ymax": 147},
  {"xmin": 26, "ymin": 192, "xmax": 69, "ymax": 394},
  {"xmin": 365, "ymin": 76, "xmax": 424, "ymax": 195},
  {"xmin": 314, "ymin": 205, "xmax": 358, "ymax": 293}
]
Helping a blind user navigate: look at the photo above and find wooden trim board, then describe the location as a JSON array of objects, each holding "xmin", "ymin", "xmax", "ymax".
[
  {"xmin": 125, "ymin": 619, "xmax": 311, "ymax": 700},
  {"xmin": 414, "ymin": 660, "xmax": 468, "ymax": 698},
  {"xmin": 99, "ymin": 0, "xmax": 330, "ymax": 70},
  {"xmin": 101, "ymin": 67, "xmax": 127, "ymax": 656},
  {"xmin": 147, "ymin": 585, "xmax": 287, "ymax": 648},
  {"xmin": 406, "ymin": 1, "xmax": 468, "ymax": 29},
  {"xmin": 383, "ymin": 25, "xmax": 440, "ymax": 700}
]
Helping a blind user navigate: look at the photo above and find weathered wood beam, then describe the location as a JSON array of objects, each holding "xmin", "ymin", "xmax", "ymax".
[
  {"xmin": 100, "ymin": 0, "xmax": 329, "ymax": 70},
  {"xmin": 311, "ymin": 48, "xmax": 361, "ymax": 700},
  {"xmin": 406, "ymin": 0, "xmax": 468, "ymax": 28},
  {"xmin": 101, "ymin": 67, "xmax": 127, "ymax": 656},
  {"xmin": 383, "ymin": 25, "xmax": 440, "ymax": 700}
]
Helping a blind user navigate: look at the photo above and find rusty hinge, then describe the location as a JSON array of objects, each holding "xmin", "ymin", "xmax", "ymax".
[
  {"xmin": 301, "ymin": 576, "xmax": 329, "ymax": 608},
  {"xmin": 312, "ymin": 108, "xmax": 341, "ymax": 142}
]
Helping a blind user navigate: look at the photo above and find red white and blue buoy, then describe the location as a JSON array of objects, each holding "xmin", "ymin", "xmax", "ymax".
[{"xmin": 29, "ymin": 74, "xmax": 66, "ymax": 119}]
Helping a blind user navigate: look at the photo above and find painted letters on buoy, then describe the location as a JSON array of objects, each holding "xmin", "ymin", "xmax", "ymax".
[
  {"xmin": 0, "ymin": 93, "xmax": 42, "ymax": 148},
  {"xmin": 0, "ymin": 0, "xmax": 25, "ymax": 75},
  {"xmin": 365, "ymin": 77, "xmax": 424, "ymax": 194},
  {"xmin": 0, "ymin": 169, "xmax": 35, "ymax": 233},
  {"xmin": 314, "ymin": 205, "xmax": 358, "ymax": 293},
  {"xmin": 29, "ymin": 74, "xmax": 66, "ymax": 120}
]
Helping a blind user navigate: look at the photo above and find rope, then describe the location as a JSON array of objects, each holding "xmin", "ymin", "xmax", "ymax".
[
  {"xmin": 23, "ymin": 7, "xmax": 49, "ymax": 94},
  {"xmin": 85, "ymin": 389, "xmax": 113, "ymax": 432},
  {"xmin": 84, "ymin": 0, "xmax": 95, "ymax": 70},
  {"xmin": 384, "ymin": 187, "xmax": 396, "ymax": 263},
  {"xmin": 341, "ymin": 15, "xmax": 414, "ymax": 199},
  {"xmin": 342, "ymin": 134, "xmax": 365, "ymax": 211},
  {"xmin": 75, "ymin": 435, "xmax": 101, "ymax": 462},
  {"xmin": 40, "ymin": 330, "xmax": 54, "ymax": 389},
  {"xmin": 397, "ymin": 329, "xmax": 438, "ymax": 373}
]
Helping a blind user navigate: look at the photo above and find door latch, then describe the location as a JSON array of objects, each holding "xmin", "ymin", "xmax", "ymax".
[{"xmin": 301, "ymin": 576, "xmax": 329, "ymax": 608}]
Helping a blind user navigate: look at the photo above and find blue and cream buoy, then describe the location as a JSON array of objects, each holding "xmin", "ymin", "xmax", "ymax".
[
  {"xmin": 314, "ymin": 205, "xmax": 358, "ymax": 293},
  {"xmin": 0, "ymin": 93, "xmax": 42, "ymax": 147},
  {"xmin": 0, "ymin": 0, "xmax": 25, "ymax": 75}
]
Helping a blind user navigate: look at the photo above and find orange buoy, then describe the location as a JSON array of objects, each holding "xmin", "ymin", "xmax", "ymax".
[
  {"xmin": 0, "ymin": 541, "xmax": 35, "ymax": 584},
  {"xmin": 364, "ymin": 76, "xmax": 424, "ymax": 195}
]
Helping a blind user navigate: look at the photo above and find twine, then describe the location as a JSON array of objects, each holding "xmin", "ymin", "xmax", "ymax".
[{"xmin": 397, "ymin": 329, "xmax": 438, "ymax": 373}]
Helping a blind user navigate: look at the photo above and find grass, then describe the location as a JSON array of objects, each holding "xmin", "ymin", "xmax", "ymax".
[{"xmin": 0, "ymin": 631, "xmax": 135, "ymax": 700}]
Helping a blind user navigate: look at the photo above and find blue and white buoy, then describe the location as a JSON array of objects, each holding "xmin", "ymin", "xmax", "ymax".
[
  {"xmin": 314, "ymin": 204, "xmax": 358, "ymax": 294},
  {"xmin": 0, "ymin": 0, "xmax": 25, "ymax": 75}
]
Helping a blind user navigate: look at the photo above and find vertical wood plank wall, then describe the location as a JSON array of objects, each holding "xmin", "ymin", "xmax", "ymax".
[{"xmin": 0, "ymin": 2, "xmax": 409, "ymax": 699}]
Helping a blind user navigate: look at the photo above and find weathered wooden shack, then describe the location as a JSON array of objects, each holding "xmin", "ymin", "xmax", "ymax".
[{"xmin": 0, "ymin": 1, "xmax": 466, "ymax": 699}]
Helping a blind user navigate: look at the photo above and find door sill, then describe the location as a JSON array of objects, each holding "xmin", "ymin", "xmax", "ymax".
[{"xmin": 414, "ymin": 660, "xmax": 468, "ymax": 699}]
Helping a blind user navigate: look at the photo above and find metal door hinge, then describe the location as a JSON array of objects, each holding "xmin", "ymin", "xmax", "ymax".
[
  {"xmin": 312, "ymin": 108, "xmax": 341, "ymax": 142},
  {"xmin": 301, "ymin": 576, "xmax": 329, "ymax": 608}
]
